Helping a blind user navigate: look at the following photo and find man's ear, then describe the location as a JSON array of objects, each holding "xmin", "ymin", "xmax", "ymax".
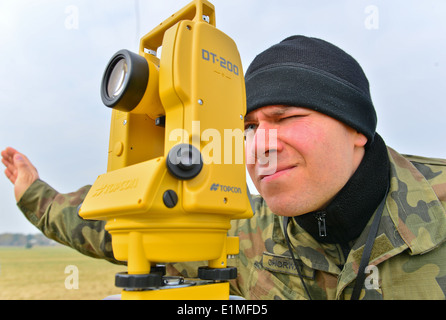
[{"xmin": 354, "ymin": 132, "xmax": 368, "ymax": 148}]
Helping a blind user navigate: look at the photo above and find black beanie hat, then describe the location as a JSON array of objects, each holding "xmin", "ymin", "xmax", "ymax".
[{"xmin": 245, "ymin": 35, "xmax": 377, "ymax": 142}]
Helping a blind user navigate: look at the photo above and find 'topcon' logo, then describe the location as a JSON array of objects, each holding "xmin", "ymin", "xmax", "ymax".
[{"xmin": 210, "ymin": 183, "xmax": 242, "ymax": 194}]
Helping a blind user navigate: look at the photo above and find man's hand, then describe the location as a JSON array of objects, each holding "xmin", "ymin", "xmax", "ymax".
[{"xmin": 1, "ymin": 147, "xmax": 40, "ymax": 202}]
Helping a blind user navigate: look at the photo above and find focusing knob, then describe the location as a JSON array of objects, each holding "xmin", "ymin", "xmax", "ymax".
[{"xmin": 166, "ymin": 144, "xmax": 203, "ymax": 180}]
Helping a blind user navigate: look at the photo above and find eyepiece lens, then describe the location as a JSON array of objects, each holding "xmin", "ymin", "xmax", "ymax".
[{"xmin": 107, "ymin": 58, "xmax": 128, "ymax": 98}]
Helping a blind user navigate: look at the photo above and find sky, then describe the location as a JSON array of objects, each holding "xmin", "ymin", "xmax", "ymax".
[{"xmin": 0, "ymin": 0, "xmax": 445, "ymax": 234}]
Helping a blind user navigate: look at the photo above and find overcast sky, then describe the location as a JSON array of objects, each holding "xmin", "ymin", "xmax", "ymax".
[{"xmin": 1, "ymin": 0, "xmax": 445, "ymax": 234}]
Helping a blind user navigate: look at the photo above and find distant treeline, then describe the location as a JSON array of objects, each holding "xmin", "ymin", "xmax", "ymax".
[{"xmin": 0, "ymin": 233, "xmax": 58, "ymax": 247}]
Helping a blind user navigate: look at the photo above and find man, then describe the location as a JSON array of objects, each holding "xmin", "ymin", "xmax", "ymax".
[{"xmin": 3, "ymin": 36, "xmax": 446, "ymax": 299}]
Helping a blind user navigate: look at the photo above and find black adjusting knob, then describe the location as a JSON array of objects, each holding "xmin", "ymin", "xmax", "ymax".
[{"xmin": 166, "ymin": 144, "xmax": 203, "ymax": 180}]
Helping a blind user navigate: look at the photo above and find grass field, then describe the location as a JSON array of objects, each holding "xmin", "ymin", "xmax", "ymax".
[{"xmin": 0, "ymin": 246, "xmax": 127, "ymax": 300}]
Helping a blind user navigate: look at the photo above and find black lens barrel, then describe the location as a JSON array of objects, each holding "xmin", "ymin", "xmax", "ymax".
[{"xmin": 101, "ymin": 49, "xmax": 149, "ymax": 112}]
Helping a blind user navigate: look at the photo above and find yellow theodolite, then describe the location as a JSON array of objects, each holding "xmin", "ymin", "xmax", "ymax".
[{"xmin": 78, "ymin": 0, "xmax": 253, "ymax": 300}]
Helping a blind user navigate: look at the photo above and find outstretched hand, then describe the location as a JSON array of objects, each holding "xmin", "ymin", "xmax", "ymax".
[{"xmin": 1, "ymin": 147, "xmax": 40, "ymax": 202}]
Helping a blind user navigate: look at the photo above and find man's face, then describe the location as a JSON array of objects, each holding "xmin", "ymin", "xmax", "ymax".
[{"xmin": 244, "ymin": 105, "xmax": 367, "ymax": 217}]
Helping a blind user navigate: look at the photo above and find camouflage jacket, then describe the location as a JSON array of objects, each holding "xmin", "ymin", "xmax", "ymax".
[{"xmin": 17, "ymin": 147, "xmax": 446, "ymax": 299}]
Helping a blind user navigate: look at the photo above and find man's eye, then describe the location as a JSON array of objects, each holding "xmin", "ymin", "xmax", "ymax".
[
  {"xmin": 279, "ymin": 114, "xmax": 308, "ymax": 121},
  {"xmin": 280, "ymin": 115, "xmax": 303, "ymax": 121},
  {"xmin": 244, "ymin": 123, "xmax": 257, "ymax": 131}
]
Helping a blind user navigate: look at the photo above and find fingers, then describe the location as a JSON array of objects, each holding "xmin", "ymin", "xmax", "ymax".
[
  {"xmin": 1, "ymin": 147, "xmax": 40, "ymax": 202},
  {"xmin": 1, "ymin": 147, "xmax": 15, "ymax": 167},
  {"xmin": 1, "ymin": 147, "xmax": 40, "ymax": 193},
  {"xmin": 1, "ymin": 147, "xmax": 19, "ymax": 184},
  {"xmin": 4, "ymin": 166, "xmax": 17, "ymax": 183},
  {"xmin": 4, "ymin": 167, "xmax": 17, "ymax": 184},
  {"xmin": 1, "ymin": 147, "xmax": 19, "ymax": 168}
]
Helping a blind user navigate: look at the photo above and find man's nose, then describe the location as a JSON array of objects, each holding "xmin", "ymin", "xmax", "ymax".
[{"xmin": 246, "ymin": 124, "xmax": 278, "ymax": 165}]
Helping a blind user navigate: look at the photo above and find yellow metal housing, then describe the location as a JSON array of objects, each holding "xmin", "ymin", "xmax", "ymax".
[{"xmin": 79, "ymin": 0, "xmax": 252, "ymax": 299}]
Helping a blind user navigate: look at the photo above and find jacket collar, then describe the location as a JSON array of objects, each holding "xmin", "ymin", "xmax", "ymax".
[
  {"xmin": 334, "ymin": 147, "xmax": 446, "ymax": 296},
  {"xmin": 338, "ymin": 146, "xmax": 446, "ymax": 271},
  {"xmin": 273, "ymin": 146, "xmax": 446, "ymax": 274},
  {"xmin": 294, "ymin": 133, "xmax": 390, "ymax": 246},
  {"xmin": 384, "ymin": 147, "xmax": 446, "ymax": 255}
]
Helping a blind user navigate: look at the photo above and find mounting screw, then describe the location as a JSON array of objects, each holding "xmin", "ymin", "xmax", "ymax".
[{"xmin": 163, "ymin": 190, "xmax": 178, "ymax": 208}]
